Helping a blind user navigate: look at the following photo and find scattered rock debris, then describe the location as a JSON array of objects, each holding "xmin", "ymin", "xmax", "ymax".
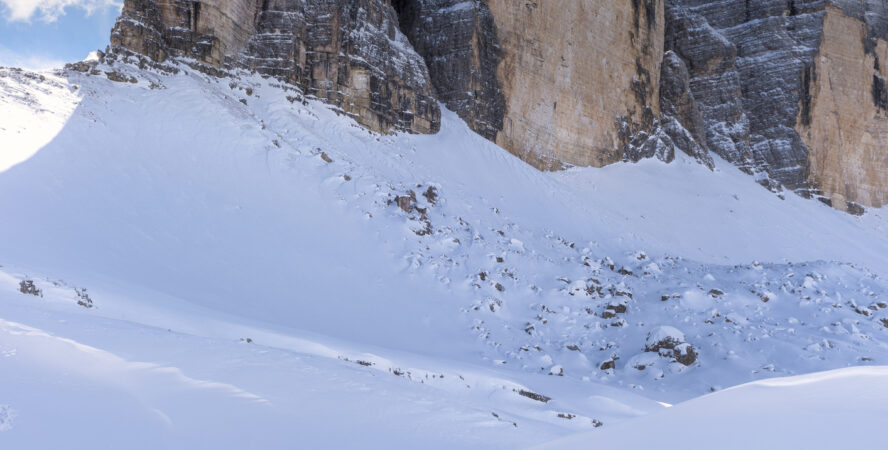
[
  {"xmin": 517, "ymin": 389, "xmax": 551, "ymax": 403},
  {"xmin": 18, "ymin": 280, "xmax": 42, "ymax": 297}
]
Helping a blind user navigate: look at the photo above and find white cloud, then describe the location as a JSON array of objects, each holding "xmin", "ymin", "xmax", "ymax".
[{"xmin": 1, "ymin": 0, "xmax": 122, "ymax": 23}]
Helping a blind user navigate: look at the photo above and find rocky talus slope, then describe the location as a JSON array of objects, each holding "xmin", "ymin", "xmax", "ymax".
[{"xmin": 105, "ymin": 0, "xmax": 886, "ymax": 212}]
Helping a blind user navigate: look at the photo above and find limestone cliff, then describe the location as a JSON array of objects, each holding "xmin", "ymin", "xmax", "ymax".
[
  {"xmin": 394, "ymin": 0, "xmax": 505, "ymax": 142},
  {"xmin": 489, "ymin": 0, "xmax": 665, "ymax": 169},
  {"xmin": 110, "ymin": 0, "xmax": 259, "ymax": 65},
  {"xmin": 399, "ymin": 0, "xmax": 666, "ymax": 170},
  {"xmin": 663, "ymin": 0, "xmax": 888, "ymax": 211},
  {"xmin": 800, "ymin": 5, "xmax": 888, "ymax": 211},
  {"xmin": 110, "ymin": 0, "xmax": 440, "ymax": 134}
]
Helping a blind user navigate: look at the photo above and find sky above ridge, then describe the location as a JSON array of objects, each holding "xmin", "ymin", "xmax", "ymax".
[{"xmin": 0, "ymin": 0, "xmax": 122, "ymax": 70}]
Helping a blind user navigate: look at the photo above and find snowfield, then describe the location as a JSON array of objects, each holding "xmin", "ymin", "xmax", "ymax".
[
  {"xmin": 537, "ymin": 366, "xmax": 888, "ymax": 449},
  {"xmin": 1, "ymin": 56, "xmax": 887, "ymax": 448}
]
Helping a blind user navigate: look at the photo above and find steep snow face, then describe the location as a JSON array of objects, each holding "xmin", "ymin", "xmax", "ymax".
[{"xmin": 1, "ymin": 60, "xmax": 887, "ymax": 447}]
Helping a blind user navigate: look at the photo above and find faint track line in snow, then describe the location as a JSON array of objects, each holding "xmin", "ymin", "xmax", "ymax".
[
  {"xmin": 0, "ymin": 405, "xmax": 15, "ymax": 432},
  {"xmin": 0, "ymin": 318, "xmax": 271, "ymax": 406}
]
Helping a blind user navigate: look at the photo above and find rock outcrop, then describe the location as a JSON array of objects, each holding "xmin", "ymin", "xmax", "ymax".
[
  {"xmin": 110, "ymin": 0, "xmax": 440, "ymax": 134},
  {"xmin": 394, "ymin": 0, "xmax": 505, "ymax": 142},
  {"xmin": 663, "ymin": 0, "xmax": 888, "ymax": 211},
  {"xmin": 398, "ymin": 0, "xmax": 666, "ymax": 170},
  {"xmin": 800, "ymin": 5, "xmax": 888, "ymax": 211}
]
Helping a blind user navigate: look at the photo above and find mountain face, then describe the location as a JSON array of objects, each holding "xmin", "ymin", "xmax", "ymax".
[
  {"xmin": 111, "ymin": 0, "xmax": 440, "ymax": 134},
  {"xmin": 6, "ymin": 2, "xmax": 888, "ymax": 445},
  {"xmin": 665, "ymin": 0, "xmax": 888, "ymax": 212},
  {"xmin": 107, "ymin": 0, "xmax": 887, "ymax": 211},
  {"xmin": 4, "ymin": 62, "xmax": 888, "ymax": 447},
  {"xmin": 399, "ymin": 0, "xmax": 666, "ymax": 170}
]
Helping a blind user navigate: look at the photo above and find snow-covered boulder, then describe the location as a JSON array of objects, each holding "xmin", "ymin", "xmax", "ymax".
[
  {"xmin": 645, "ymin": 326, "xmax": 697, "ymax": 366},
  {"xmin": 645, "ymin": 326, "xmax": 686, "ymax": 352}
]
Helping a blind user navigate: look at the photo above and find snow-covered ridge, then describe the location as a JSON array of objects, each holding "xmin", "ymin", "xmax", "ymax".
[{"xmin": 1, "ymin": 58, "xmax": 887, "ymax": 447}]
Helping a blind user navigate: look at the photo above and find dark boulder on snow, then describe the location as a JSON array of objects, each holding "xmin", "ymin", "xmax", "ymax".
[{"xmin": 646, "ymin": 326, "xmax": 697, "ymax": 366}]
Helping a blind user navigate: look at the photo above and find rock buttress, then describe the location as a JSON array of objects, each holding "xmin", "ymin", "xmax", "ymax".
[
  {"xmin": 799, "ymin": 5, "xmax": 888, "ymax": 211},
  {"xmin": 110, "ymin": 0, "xmax": 441, "ymax": 134},
  {"xmin": 396, "ymin": 0, "xmax": 506, "ymax": 141},
  {"xmin": 400, "ymin": 0, "xmax": 665, "ymax": 170},
  {"xmin": 491, "ymin": 0, "xmax": 665, "ymax": 170},
  {"xmin": 664, "ymin": 0, "xmax": 888, "ymax": 210}
]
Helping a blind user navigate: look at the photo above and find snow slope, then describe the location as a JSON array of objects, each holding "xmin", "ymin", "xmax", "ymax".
[
  {"xmin": 0, "ymin": 283, "xmax": 660, "ymax": 449},
  {"xmin": 1, "ymin": 56, "xmax": 887, "ymax": 448},
  {"xmin": 538, "ymin": 366, "xmax": 888, "ymax": 449}
]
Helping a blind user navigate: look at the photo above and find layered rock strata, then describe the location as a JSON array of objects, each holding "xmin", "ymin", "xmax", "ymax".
[
  {"xmin": 394, "ymin": 0, "xmax": 505, "ymax": 142},
  {"xmin": 664, "ymin": 0, "xmax": 888, "ymax": 210},
  {"xmin": 111, "ymin": 0, "xmax": 440, "ymax": 134},
  {"xmin": 399, "ymin": 0, "xmax": 667, "ymax": 170}
]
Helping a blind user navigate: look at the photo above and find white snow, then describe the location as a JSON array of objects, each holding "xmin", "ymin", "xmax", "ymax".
[
  {"xmin": 537, "ymin": 366, "xmax": 888, "ymax": 449},
  {"xmin": 0, "ymin": 57, "xmax": 887, "ymax": 448}
]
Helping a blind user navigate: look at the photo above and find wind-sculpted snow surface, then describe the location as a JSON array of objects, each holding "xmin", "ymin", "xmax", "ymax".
[
  {"xmin": 1, "ymin": 60, "xmax": 887, "ymax": 447},
  {"xmin": 537, "ymin": 366, "xmax": 888, "ymax": 449}
]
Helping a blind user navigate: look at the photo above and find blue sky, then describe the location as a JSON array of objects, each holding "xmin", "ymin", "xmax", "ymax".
[{"xmin": 0, "ymin": 0, "xmax": 122, "ymax": 69}]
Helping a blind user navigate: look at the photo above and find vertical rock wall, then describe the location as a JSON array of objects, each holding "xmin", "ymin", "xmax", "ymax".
[
  {"xmin": 395, "ymin": 0, "xmax": 505, "ymax": 141},
  {"xmin": 399, "ymin": 0, "xmax": 665, "ymax": 170},
  {"xmin": 489, "ymin": 0, "xmax": 665, "ymax": 169},
  {"xmin": 111, "ymin": 0, "xmax": 441, "ymax": 134},
  {"xmin": 800, "ymin": 6, "xmax": 888, "ymax": 210},
  {"xmin": 664, "ymin": 0, "xmax": 888, "ymax": 210},
  {"xmin": 111, "ymin": 0, "xmax": 260, "ymax": 66},
  {"xmin": 241, "ymin": 0, "xmax": 441, "ymax": 134}
]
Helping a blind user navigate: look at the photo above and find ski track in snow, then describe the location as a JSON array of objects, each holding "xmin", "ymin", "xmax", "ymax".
[{"xmin": 1, "ymin": 58, "xmax": 887, "ymax": 448}]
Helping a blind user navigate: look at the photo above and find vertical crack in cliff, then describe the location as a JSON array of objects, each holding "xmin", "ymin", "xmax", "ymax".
[
  {"xmin": 188, "ymin": 2, "xmax": 201, "ymax": 31},
  {"xmin": 801, "ymin": 63, "xmax": 814, "ymax": 126},
  {"xmin": 631, "ymin": 0, "xmax": 658, "ymax": 33},
  {"xmin": 391, "ymin": 0, "xmax": 419, "ymax": 39}
]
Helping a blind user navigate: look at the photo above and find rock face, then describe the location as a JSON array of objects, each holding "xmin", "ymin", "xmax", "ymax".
[
  {"xmin": 110, "ymin": 0, "xmax": 259, "ymax": 65},
  {"xmin": 800, "ymin": 5, "xmax": 888, "ymax": 211},
  {"xmin": 110, "ymin": 0, "xmax": 440, "ymax": 134},
  {"xmin": 108, "ymin": 0, "xmax": 887, "ymax": 210},
  {"xmin": 657, "ymin": 51, "xmax": 714, "ymax": 167},
  {"xmin": 394, "ymin": 0, "xmax": 505, "ymax": 142},
  {"xmin": 398, "ymin": 0, "xmax": 666, "ymax": 170},
  {"xmin": 663, "ymin": 0, "xmax": 888, "ymax": 210}
]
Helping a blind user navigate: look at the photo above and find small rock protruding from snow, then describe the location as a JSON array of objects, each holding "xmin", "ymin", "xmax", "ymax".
[
  {"xmin": 673, "ymin": 343, "xmax": 697, "ymax": 366},
  {"xmin": 18, "ymin": 280, "xmax": 42, "ymax": 297}
]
